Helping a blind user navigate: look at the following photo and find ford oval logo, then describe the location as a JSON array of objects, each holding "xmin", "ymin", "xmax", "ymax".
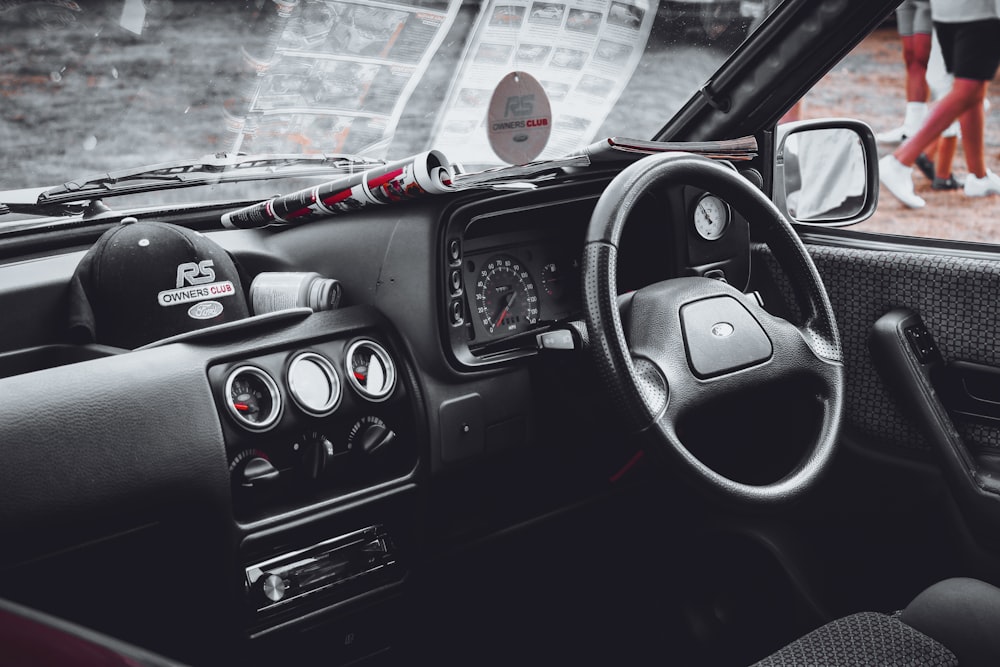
[
  {"xmin": 711, "ymin": 322, "xmax": 734, "ymax": 338},
  {"xmin": 189, "ymin": 300, "xmax": 224, "ymax": 320},
  {"xmin": 512, "ymin": 133, "xmax": 528, "ymax": 142}
]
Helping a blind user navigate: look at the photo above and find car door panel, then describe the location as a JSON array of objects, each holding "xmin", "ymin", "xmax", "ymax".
[
  {"xmin": 740, "ymin": 236, "xmax": 1000, "ymax": 618},
  {"xmin": 756, "ymin": 239, "xmax": 1000, "ymax": 457}
]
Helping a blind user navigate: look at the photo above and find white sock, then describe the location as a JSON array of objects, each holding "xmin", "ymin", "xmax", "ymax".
[{"xmin": 903, "ymin": 102, "xmax": 928, "ymax": 135}]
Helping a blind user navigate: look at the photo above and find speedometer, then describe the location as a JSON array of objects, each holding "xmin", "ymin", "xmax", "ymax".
[{"xmin": 475, "ymin": 255, "xmax": 539, "ymax": 335}]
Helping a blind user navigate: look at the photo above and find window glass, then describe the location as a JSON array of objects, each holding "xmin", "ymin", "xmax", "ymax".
[{"xmin": 789, "ymin": 20, "xmax": 1000, "ymax": 243}]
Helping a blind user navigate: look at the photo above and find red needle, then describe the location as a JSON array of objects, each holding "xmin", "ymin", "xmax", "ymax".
[
  {"xmin": 354, "ymin": 371, "xmax": 366, "ymax": 382},
  {"xmin": 495, "ymin": 291, "xmax": 517, "ymax": 328},
  {"xmin": 234, "ymin": 403, "xmax": 250, "ymax": 411}
]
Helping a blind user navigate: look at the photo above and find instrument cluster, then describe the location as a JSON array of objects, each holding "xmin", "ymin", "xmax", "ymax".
[
  {"xmin": 442, "ymin": 181, "xmax": 749, "ymax": 368},
  {"xmin": 465, "ymin": 243, "xmax": 581, "ymax": 342}
]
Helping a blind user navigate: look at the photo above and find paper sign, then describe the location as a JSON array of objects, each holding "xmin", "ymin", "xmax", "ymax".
[{"xmin": 487, "ymin": 71, "xmax": 551, "ymax": 164}]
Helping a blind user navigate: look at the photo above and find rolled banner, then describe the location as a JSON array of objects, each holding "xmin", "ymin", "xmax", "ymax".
[
  {"xmin": 221, "ymin": 170, "xmax": 371, "ymax": 229},
  {"xmin": 364, "ymin": 150, "xmax": 453, "ymax": 204},
  {"xmin": 221, "ymin": 198, "xmax": 280, "ymax": 230},
  {"xmin": 222, "ymin": 151, "xmax": 456, "ymax": 229}
]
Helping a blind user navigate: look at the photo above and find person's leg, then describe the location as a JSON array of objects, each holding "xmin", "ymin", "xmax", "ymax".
[
  {"xmin": 881, "ymin": 18, "xmax": 1000, "ymax": 207},
  {"xmin": 932, "ymin": 135, "xmax": 960, "ymax": 189},
  {"xmin": 915, "ymin": 137, "xmax": 937, "ymax": 180},
  {"xmin": 941, "ymin": 18, "xmax": 1000, "ymax": 196},
  {"xmin": 903, "ymin": 32, "xmax": 932, "ymax": 103},
  {"xmin": 882, "ymin": 82, "xmax": 978, "ymax": 207},
  {"xmin": 956, "ymin": 82, "xmax": 988, "ymax": 178},
  {"xmin": 877, "ymin": 0, "xmax": 931, "ymax": 143},
  {"xmin": 893, "ymin": 81, "xmax": 979, "ymax": 167}
]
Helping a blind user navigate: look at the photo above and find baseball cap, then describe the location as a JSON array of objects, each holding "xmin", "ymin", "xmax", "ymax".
[{"xmin": 68, "ymin": 220, "xmax": 250, "ymax": 349}]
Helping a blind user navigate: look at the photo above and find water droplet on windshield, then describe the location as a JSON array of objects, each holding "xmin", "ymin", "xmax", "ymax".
[
  {"xmin": 111, "ymin": 67, "xmax": 119, "ymax": 79},
  {"xmin": 83, "ymin": 136, "xmax": 98, "ymax": 151}
]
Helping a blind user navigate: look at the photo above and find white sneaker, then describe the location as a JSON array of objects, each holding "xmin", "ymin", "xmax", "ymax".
[
  {"xmin": 876, "ymin": 102, "xmax": 927, "ymax": 145},
  {"xmin": 876, "ymin": 125, "xmax": 907, "ymax": 144},
  {"xmin": 879, "ymin": 155, "xmax": 925, "ymax": 208},
  {"xmin": 964, "ymin": 170, "xmax": 1000, "ymax": 197}
]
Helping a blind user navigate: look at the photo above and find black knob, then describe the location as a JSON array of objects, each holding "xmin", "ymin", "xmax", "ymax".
[
  {"xmin": 359, "ymin": 423, "xmax": 396, "ymax": 455},
  {"xmin": 300, "ymin": 433, "xmax": 336, "ymax": 480},
  {"xmin": 241, "ymin": 457, "xmax": 279, "ymax": 489}
]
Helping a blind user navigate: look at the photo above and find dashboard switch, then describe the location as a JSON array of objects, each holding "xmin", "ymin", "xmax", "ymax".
[
  {"xmin": 536, "ymin": 329, "xmax": 575, "ymax": 350},
  {"xmin": 450, "ymin": 299, "xmax": 464, "ymax": 326},
  {"xmin": 904, "ymin": 324, "xmax": 941, "ymax": 364}
]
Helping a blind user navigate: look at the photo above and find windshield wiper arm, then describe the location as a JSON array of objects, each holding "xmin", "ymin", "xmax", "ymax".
[{"xmin": 34, "ymin": 153, "xmax": 386, "ymax": 206}]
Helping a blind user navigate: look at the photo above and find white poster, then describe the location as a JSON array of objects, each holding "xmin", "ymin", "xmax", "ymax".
[
  {"xmin": 229, "ymin": 0, "xmax": 462, "ymax": 157},
  {"xmin": 431, "ymin": 0, "xmax": 657, "ymax": 165}
]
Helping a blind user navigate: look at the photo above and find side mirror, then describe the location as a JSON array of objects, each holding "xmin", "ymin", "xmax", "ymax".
[{"xmin": 773, "ymin": 118, "xmax": 879, "ymax": 226}]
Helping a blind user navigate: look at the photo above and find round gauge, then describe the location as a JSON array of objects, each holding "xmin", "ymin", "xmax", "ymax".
[
  {"xmin": 225, "ymin": 366, "xmax": 282, "ymax": 431},
  {"xmin": 287, "ymin": 352, "xmax": 341, "ymax": 417},
  {"xmin": 693, "ymin": 193, "xmax": 731, "ymax": 241},
  {"xmin": 346, "ymin": 340, "xmax": 397, "ymax": 402},
  {"xmin": 475, "ymin": 254, "xmax": 539, "ymax": 335},
  {"xmin": 541, "ymin": 260, "xmax": 570, "ymax": 299}
]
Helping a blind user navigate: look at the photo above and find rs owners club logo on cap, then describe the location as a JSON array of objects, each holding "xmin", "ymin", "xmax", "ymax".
[{"xmin": 157, "ymin": 260, "xmax": 237, "ymax": 311}]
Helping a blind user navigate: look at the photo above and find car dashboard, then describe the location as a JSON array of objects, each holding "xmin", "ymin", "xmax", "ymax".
[{"xmin": 0, "ymin": 166, "xmax": 761, "ymax": 666}]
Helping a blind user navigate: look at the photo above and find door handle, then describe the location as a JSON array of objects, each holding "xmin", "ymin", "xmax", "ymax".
[{"xmin": 938, "ymin": 360, "xmax": 1000, "ymax": 423}]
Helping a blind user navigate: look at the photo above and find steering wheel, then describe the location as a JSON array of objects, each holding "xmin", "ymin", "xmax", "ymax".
[{"xmin": 583, "ymin": 152, "xmax": 844, "ymax": 504}]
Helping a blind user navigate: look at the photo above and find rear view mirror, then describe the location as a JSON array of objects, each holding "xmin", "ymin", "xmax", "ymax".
[{"xmin": 773, "ymin": 118, "xmax": 879, "ymax": 226}]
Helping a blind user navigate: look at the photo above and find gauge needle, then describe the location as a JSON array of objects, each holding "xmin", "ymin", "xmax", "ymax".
[
  {"xmin": 234, "ymin": 403, "xmax": 250, "ymax": 412},
  {"xmin": 495, "ymin": 291, "xmax": 518, "ymax": 327}
]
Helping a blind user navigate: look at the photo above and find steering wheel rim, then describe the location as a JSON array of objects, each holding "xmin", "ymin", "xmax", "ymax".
[{"xmin": 583, "ymin": 152, "xmax": 844, "ymax": 504}]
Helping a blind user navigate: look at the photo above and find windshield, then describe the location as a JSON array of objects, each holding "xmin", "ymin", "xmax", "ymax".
[{"xmin": 2, "ymin": 0, "xmax": 772, "ymax": 203}]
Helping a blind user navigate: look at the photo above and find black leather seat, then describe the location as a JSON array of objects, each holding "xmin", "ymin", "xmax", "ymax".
[{"xmin": 754, "ymin": 578, "xmax": 1000, "ymax": 666}]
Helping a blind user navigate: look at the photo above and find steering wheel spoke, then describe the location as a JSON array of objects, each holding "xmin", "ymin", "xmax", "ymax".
[{"xmin": 584, "ymin": 152, "xmax": 844, "ymax": 504}]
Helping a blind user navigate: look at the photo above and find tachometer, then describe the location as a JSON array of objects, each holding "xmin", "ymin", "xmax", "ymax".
[{"xmin": 475, "ymin": 254, "xmax": 539, "ymax": 335}]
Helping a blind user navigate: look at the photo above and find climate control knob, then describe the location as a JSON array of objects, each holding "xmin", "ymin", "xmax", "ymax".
[
  {"xmin": 296, "ymin": 431, "xmax": 337, "ymax": 480},
  {"xmin": 348, "ymin": 416, "xmax": 396, "ymax": 456},
  {"xmin": 230, "ymin": 450, "xmax": 279, "ymax": 490}
]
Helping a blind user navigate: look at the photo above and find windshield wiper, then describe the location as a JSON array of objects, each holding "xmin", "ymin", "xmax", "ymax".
[{"xmin": 4, "ymin": 153, "xmax": 386, "ymax": 215}]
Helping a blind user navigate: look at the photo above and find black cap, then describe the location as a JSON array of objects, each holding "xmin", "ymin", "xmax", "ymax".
[{"xmin": 68, "ymin": 221, "xmax": 250, "ymax": 349}]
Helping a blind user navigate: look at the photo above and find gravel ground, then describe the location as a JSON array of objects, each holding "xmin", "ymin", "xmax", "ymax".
[{"xmin": 806, "ymin": 27, "xmax": 1000, "ymax": 244}]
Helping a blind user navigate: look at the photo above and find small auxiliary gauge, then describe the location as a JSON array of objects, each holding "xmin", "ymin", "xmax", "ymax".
[
  {"xmin": 693, "ymin": 193, "xmax": 731, "ymax": 241},
  {"xmin": 346, "ymin": 340, "xmax": 397, "ymax": 402},
  {"xmin": 225, "ymin": 366, "xmax": 282, "ymax": 431},
  {"xmin": 287, "ymin": 352, "xmax": 341, "ymax": 417}
]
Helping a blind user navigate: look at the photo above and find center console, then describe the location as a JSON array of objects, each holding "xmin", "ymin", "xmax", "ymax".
[
  {"xmin": 205, "ymin": 308, "xmax": 422, "ymax": 665},
  {"xmin": 209, "ymin": 331, "xmax": 417, "ymax": 521}
]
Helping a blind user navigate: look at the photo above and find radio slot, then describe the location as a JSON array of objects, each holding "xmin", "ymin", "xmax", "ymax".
[{"xmin": 245, "ymin": 525, "xmax": 401, "ymax": 628}]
